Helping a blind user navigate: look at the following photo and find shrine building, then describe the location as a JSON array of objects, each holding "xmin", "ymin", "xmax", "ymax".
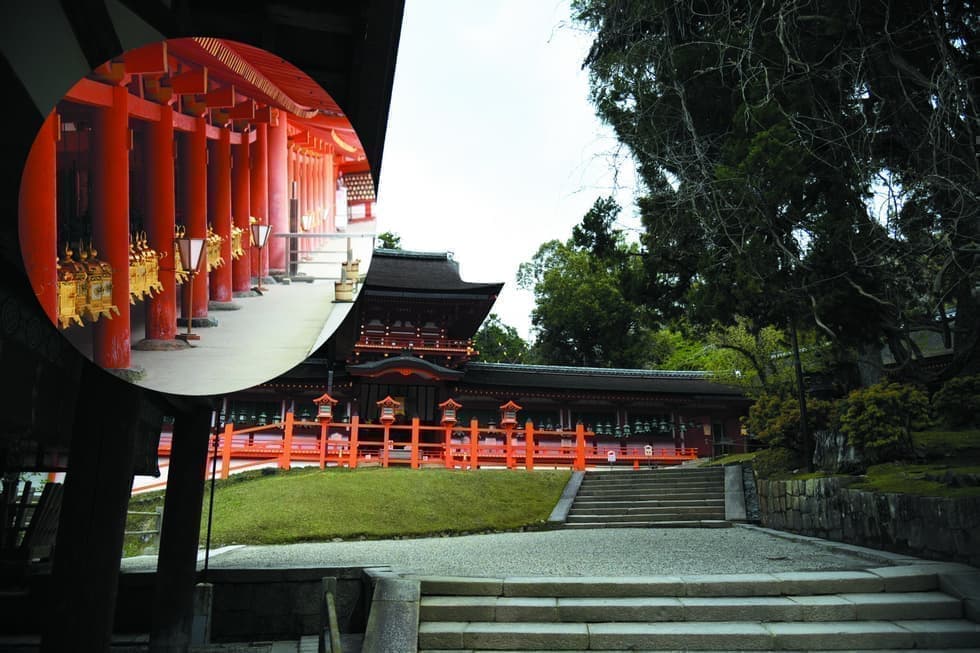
[{"xmin": 220, "ymin": 248, "xmax": 752, "ymax": 462}]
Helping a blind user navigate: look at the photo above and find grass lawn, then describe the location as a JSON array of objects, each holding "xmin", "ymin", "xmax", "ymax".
[{"xmin": 125, "ymin": 466, "xmax": 571, "ymax": 553}]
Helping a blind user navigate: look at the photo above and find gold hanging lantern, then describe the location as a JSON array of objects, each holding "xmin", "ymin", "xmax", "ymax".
[
  {"xmin": 82, "ymin": 241, "xmax": 119, "ymax": 321},
  {"xmin": 174, "ymin": 225, "xmax": 190, "ymax": 285},
  {"xmin": 56, "ymin": 244, "xmax": 82, "ymax": 329}
]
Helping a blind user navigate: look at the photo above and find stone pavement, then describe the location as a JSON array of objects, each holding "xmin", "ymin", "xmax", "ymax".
[{"xmin": 121, "ymin": 524, "xmax": 899, "ymax": 577}]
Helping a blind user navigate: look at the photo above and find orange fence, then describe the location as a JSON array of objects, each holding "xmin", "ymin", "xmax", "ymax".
[{"xmin": 156, "ymin": 413, "xmax": 700, "ymax": 479}]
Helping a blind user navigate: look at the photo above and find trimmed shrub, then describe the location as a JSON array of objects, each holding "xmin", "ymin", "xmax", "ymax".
[
  {"xmin": 839, "ymin": 381, "xmax": 928, "ymax": 463},
  {"xmin": 752, "ymin": 446, "xmax": 802, "ymax": 478},
  {"xmin": 743, "ymin": 392, "xmax": 836, "ymax": 453},
  {"xmin": 932, "ymin": 374, "xmax": 980, "ymax": 428}
]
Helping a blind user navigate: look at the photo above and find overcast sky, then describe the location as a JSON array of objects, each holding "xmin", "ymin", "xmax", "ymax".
[{"xmin": 376, "ymin": 0, "xmax": 641, "ymax": 341}]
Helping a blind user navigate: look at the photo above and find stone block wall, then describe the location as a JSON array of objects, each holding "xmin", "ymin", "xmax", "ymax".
[{"xmin": 756, "ymin": 476, "xmax": 980, "ymax": 567}]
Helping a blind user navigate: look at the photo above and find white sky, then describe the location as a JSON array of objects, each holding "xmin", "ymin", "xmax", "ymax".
[{"xmin": 376, "ymin": 0, "xmax": 641, "ymax": 341}]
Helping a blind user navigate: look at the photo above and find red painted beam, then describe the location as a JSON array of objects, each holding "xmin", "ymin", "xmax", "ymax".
[
  {"xmin": 228, "ymin": 99, "xmax": 255, "ymax": 120},
  {"xmin": 205, "ymin": 85, "xmax": 235, "ymax": 108},
  {"xmin": 65, "ymin": 77, "xmax": 113, "ymax": 108},
  {"xmin": 169, "ymin": 68, "xmax": 208, "ymax": 95},
  {"xmin": 123, "ymin": 41, "xmax": 168, "ymax": 74}
]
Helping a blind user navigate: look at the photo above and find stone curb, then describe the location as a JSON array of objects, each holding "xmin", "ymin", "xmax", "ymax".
[
  {"xmin": 361, "ymin": 577, "xmax": 421, "ymax": 653},
  {"xmin": 547, "ymin": 471, "xmax": 584, "ymax": 525}
]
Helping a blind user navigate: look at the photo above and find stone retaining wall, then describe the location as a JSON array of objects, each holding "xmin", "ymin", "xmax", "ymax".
[{"xmin": 756, "ymin": 476, "xmax": 980, "ymax": 567}]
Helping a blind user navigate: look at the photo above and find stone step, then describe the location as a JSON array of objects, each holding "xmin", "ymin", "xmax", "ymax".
[
  {"xmin": 571, "ymin": 498, "xmax": 725, "ymax": 508},
  {"xmin": 586, "ymin": 468, "xmax": 723, "ymax": 477},
  {"xmin": 565, "ymin": 511, "xmax": 726, "ymax": 523},
  {"xmin": 418, "ymin": 619, "xmax": 980, "ymax": 650},
  {"xmin": 575, "ymin": 490, "xmax": 725, "ymax": 500},
  {"xmin": 567, "ymin": 505, "xmax": 725, "ymax": 515},
  {"xmin": 581, "ymin": 475, "xmax": 723, "ymax": 484},
  {"xmin": 582, "ymin": 473, "xmax": 723, "ymax": 482},
  {"xmin": 563, "ymin": 519, "xmax": 732, "ymax": 529},
  {"xmin": 417, "ymin": 569, "xmax": 942, "ymax": 598},
  {"xmin": 419, "ymin": 592, "xmax": 963, "ymax": 623},
  {"xmin": 577, "ymin": 484, "xmax": 724, "ymax": 493}
]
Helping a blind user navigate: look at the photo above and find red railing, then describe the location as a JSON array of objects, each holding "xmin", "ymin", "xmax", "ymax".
[{"xmin": 157, "ymin": 413, "xmax": 699, "ymax": 479}]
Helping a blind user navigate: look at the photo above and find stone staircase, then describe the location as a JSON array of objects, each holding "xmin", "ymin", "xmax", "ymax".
[
  {"xmin": 564, "ymin": 466, "xmax": 729, "ymax": 528},
  {"xmin": 416, "ymin": 566, "xmax": 980, "ymax": 651}
]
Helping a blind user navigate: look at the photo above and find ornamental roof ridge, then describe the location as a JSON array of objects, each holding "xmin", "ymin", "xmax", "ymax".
[
  {"xmin": 464, "ymin": 362, "xmax": 712, "ymax": 379},
  {"xmin": 373, "ymin": 248, "xmax": 452, "ymax": 260}
]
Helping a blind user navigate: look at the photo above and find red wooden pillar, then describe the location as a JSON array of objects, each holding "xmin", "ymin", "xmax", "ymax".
[
  {"xmin": 469, "ymin": 418, "xmax": 480, "ymax": 470},
  {"xmin": 318, "ymin": 420, "xmax": 328, "ymax": 470},
  {"xmin": 382, "ymin": 424, "xmax": 390, "ymax": 467},
  {"xmin": 18, "ymin": 110, "xmax": 59, "ymax": 324},
  {"xmin": 232, "ymin": 133, "xmax": 251, "ymax": 292},
  {"xmin": 220, "ymin": 422, "xmax": 233, "ymax": 479},
  {"xmin": 280, "ymin": 411, "xmax": 294, "ymax": 470},
  {"xmin": 444, "ymin": 426, "xmax": 453, "ymax": 469},
  {"xmin": 410, "ymin": 417, "xmax": 420, "ymax": 469},
  {"xmin": 505, "ymin": 425, "xmax": 515, "ymax": 469},
  {"xmin": 182, "ymin": 117, "xmax": 208, "ymax": 320},
  {"xmin": 574, "ymin": 423, "xmax": 586, "ymax": 471},
  {"xmin": 144, "ymin": 104, "xmax": 177, "ymax": 340},
  {"xmin": 92, "ymin": 84, "xmax": 131, "ymax": 369},
  {"xmin": 267, "ymin": 113, "xmax": 288, "ymax": 274},
  {"xmin": 300, "ymin": 154, "xmax": 310, "ymax": 257},
  {"xmin": 250, "ymin": 124, "xmax": 268, "ymax": 279},
  {"xmin": 525, "ymin": 420, "xmax": 535, "ymax": 471},
  {"xmin": 349, "ymin": 415, "xmax": 360, "ymax": 469},
  {"xmin": 208, "ymin": 128, "xmax": 232, "ymax": 302},
  {"xmin": 326, "ymin": 154, "xmax": 336, "ymax": 231}
]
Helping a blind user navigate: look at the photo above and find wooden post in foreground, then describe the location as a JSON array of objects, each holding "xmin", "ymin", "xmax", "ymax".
[
  {"xmin": 410, "ymin": 417, "xmax": 420, "ymax": 469},
  {"xmin": 220, "ymin": 422, "xmax": 233, "ymax": 479},
  {"xmin": 469, "ymin": 418, "xmax": 479, "ymax": 469},
  {"xmin": 280, "ymin": 411, "xmax": 294, "ymax": 470},
  {"xmin": 349, "ymin": 416, "xmax": 360, "ymax": 468},
  {"xmin": 525, "ymin": 420, "xmax": 535, "ymax": 471},
  {"xmin": 574, "ymin": 423, "xmax": 586, "ymax": 471}
]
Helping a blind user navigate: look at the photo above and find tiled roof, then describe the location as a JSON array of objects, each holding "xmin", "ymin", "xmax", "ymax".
[
  {"xmin": 460, "ymin": 362, "xmax": 747, "ymax": 398},
  {"xmin": 366, "ymin": 249, "xmax": 503, "ymax": 295}
]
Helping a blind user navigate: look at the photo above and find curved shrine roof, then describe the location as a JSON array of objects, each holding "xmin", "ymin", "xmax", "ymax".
[{"xmin": 460, "ymin": 362, "xmax": 747, "ymax": 399}]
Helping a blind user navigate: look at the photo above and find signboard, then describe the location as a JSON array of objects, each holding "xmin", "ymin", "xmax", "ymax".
[{"xmin": 606, "ymin": 450, "xmax": 617, "ymax": 464}]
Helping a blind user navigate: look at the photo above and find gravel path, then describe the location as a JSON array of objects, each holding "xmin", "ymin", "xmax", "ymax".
[{"xmin": 122, "ymin": 526, "xmax": 884, "ymax": 577}]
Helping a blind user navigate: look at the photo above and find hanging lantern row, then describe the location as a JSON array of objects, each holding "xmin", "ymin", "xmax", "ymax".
[
  {"xmin": 129, "ymin": 231, "xmax": 164, "ymax": 305},
  {"xmin": 588, "ymin": 416, "xmax": 702, "ymax": 438},
  {"xmin": 56, "ymin": 241, "xmax": 120, "ymax": 329},
  {"xmin": 206, "ymin": 225, "xmax": 225, "ymax": 272},
  {"xmin": 231, "ymin": 225, "xmax": 245, "ymax": 260}
]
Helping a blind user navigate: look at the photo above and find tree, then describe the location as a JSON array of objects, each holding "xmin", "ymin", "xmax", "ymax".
[
  {"xmin": 376, "ymin": 231, "xmax": 401, "ymax": 249},
  {"xmin": 572, "ymin": 0, "xmax": 980, "ymax": 383},
  {"xmin": 472, "ymin": 314, "xmax": 530, "ymax": 363},
  {"xmin": 517, "ymin": 198, "xmax": 660, "ymax": 367}
]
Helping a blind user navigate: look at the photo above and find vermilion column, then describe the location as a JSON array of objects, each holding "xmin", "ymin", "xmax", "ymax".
[
  {"xmin": 92, "ymin": 84, "xmax": 132, "ymax": 369},
  {"xmin": 182, "ymin": 116, "xmax": 208, "ymax": 319},
  {"xmin": 18, "ymin": 110, "xmax": 59, "ymax": 324},
  {"xmin": 267, "ymin": 114, "xmax": 288, "ymax": 274},
  {"xmin": 208, "ymin": 128, "xmax": 233, "ymax": 302},
  {"xmin": 144, "ymin": 104, "xmax": 177, "ymax": 340},
  {"xmin": 301, "ymin": 153, "xmax": 311, "ymax": 256},
  {"xmin": 232, "ymin": 133, "xmax": 251, "ymax": 292},
  {"xmin": 325, "ymin": 153, "xmax": 335, "ymax": 231},
  {"xmin": 250, "ymin": 124, "xmax": 268, "ymax": 279}
]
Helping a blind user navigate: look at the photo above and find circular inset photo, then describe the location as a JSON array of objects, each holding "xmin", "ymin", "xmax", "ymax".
[{"xmin": 17, "ymin": 37, "xmax": 377, "ymax": 396}]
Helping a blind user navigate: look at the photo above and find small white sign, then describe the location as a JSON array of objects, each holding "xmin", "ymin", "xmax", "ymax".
[{"xmin": 606, "ymin": 450, "xmax": 617, "ymax": 463}]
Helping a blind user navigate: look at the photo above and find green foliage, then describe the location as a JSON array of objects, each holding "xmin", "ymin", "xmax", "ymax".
[
  {"xmin": 517, "ymin": 201, "xmax": 660, "ymax": 367},
  {"xmin": 572, "ymin": 0, "xmax": 980, "ymax": 382},
  {"xmin": 839, "ymin": 382, "xmax": 929, "ymax": 462},
  {"xmin": 376, "ymin": 231, "xmax": 401, "ymax": 249},
  {"xmin": 751, "ymin": 447, "xmax": 803, "ymax": 479},
  {"xmin": 473, "ymin": 314, "xmax": 530, "ymax": 364},
  {"xmin": 932, "ymin": 375, "xmax": 980, "ymax": 428},
  {"xmin": 744, "ymin": 392, "xmax": 836, "ymax": 453}
]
